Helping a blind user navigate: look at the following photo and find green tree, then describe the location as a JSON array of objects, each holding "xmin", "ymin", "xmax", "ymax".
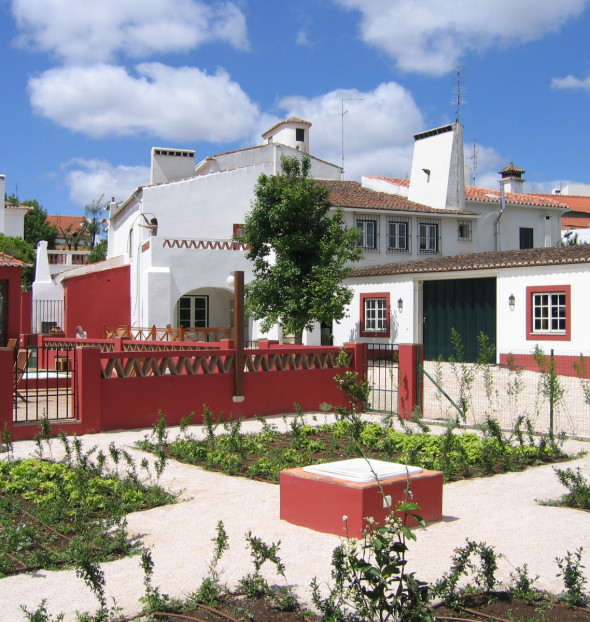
[
  {"xmin": 83, "ymin": 196, "xmax": 106, "ymax": 249},
  {"xmin": 240, "ymin": 155, "xmax": 362, "ymax": 343},
  {"xmin": 0, "ymin": 234, "xmax": 35, "ymax": 290},
  {"xmin": 23, "ymin": 201, "xmax": 58, "ymax": 249},
  {"xmin": 87, "ymin": 239, "xmax": 107, "ymax": 263}
]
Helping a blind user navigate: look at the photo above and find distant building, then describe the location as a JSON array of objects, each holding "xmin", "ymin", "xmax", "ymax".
[{"xmin": 0, "ymin": 175, "xmax": 31, "ymax": 238}]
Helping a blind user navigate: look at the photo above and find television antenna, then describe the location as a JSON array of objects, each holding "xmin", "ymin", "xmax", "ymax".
[
  {"xmin": 341, "ymin": 97, "xmax": 364, "ymax": 179},
  {"xmin": 469, "ymin": 140, "xmax": 479, "ymax": 185},
  {"xmin": 452, "ymin": 66, "xmax": 466, "ymax": 122}
]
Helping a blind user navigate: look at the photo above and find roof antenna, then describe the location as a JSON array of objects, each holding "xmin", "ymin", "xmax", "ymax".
[
  {"xmin": 469, "ymin": 140, "xmax": 479, "ymax": 185},
  {"xmin": 452, "ymin": 66, "xmax": 466, "ymax": 122}
]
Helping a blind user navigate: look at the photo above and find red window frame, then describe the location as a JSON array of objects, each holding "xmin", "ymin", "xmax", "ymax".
[
  {"xmin": 233, "ymin": 223, "xmax": 245, "ymax": 239},
  {"xmin": 360, "ymin": 292, "xmax": 390, "ymax": 338},
  {"xmin": 526, "ymin": 285, "xmax": 571, "ymax": 341}
]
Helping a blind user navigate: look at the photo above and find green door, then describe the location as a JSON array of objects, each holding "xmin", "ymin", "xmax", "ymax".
[{"xmin": 423, "ymin": 277, "xmax": 496, "ymax": 362}]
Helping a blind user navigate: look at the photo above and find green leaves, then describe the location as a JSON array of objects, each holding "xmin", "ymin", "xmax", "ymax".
[{"xmin": 241, "ymin": 154, "xmax": 362, "ymax": 340}]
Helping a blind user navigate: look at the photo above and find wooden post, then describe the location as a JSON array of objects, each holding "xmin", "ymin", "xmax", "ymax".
[{"xmin": 233, "ymin": 271, "xmax": 245, "ymax": 401}]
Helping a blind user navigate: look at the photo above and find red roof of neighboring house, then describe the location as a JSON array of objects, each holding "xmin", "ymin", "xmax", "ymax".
[
  {"xmin": 0, "ymin": 252, "xmax": 29, "ymax": 267},
  {"xmin": 534, "ymin": 194, "xmax": 590, "ymax": 215},
  {"xmin": 46, "ymin": 215, "xmax": 87, "ymax": 230}
]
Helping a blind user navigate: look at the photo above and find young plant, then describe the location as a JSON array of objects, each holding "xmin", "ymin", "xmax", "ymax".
[
  {"xmin": 555, "ymin": 547, "xmax": 588, "ymax": 607},
  {"xmin": 139, "ymin": 547, "xmax": 179, "ymax": 614},
  {"xmin": 190, "ymin": 520, "xmax": 230, "ymax": 607},
  {"xmin": 553, "ymin": 467, "xmax": 590, "ymax": 510},
  {"xmin": 20, "ymin": 600, "xmax": 65, "ymax": 622},
  {"xmin": 314, "ymin": 508, "xmax": 430, "ymax": 622},
  {"xmin": 434, "ymin": 539, "xmax": 499, "ymax": 606},
  {"xmin": 239, "ymin": 532, "xmax": 296, "ymax": 610}
]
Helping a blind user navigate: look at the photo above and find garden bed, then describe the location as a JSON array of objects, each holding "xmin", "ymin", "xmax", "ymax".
[{"xmin": 137, "ymin": 412, "xmax": 572, "ymax": 484}]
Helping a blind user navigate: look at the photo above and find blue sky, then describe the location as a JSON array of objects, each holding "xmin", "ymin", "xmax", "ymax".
[{"xmin": 1, "ymin": 0, "xmax": 590, "ymax": 217}]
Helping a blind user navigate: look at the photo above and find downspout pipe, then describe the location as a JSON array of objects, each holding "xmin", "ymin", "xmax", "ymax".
[{"xmin": 496, "ymin": 180, "xmax": 507, "ymax": 251}]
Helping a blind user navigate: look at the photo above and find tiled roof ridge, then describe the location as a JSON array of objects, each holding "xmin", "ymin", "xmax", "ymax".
[{"xmin": 349, "ymin": 245, "xmax": 590, "ymax": 278}]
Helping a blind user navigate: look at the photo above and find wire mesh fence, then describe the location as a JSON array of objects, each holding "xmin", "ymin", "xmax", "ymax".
[{"xmin": 421, "ymin": 348, "xmax": 590, "ymax": 439}]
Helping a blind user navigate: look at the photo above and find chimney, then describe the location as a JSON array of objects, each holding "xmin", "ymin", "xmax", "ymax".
[
  {"xmin": 150, "ymin": 148, "xmax": 196, "ymax": 184},
  {"xmin": 499, "ymin": 163, "xmax": 525, "ymax": 194},
  {"xmin": 0, "ymin": 175, "xmax": 5, "ymax": 235}
]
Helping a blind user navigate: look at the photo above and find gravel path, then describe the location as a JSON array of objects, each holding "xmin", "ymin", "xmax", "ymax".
[{"xmin": 1, "ymin": 414, "xmax": 589, "ymax": 622}]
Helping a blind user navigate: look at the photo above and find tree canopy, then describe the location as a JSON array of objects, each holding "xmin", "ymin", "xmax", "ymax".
[
  {"xmin": 83, "ymin": 195, "xmax": 107, "ymax": 249},
  {"xmin": 0, "ymin": 234, "xmax": 35, "ymax": 290},
  {"xmin": 240, "ymin": 155, "xmax": 362, "ymax": 342},
  {"xmin": 23, "ymin": 201, "xmax": 58, "ymax": 249}
]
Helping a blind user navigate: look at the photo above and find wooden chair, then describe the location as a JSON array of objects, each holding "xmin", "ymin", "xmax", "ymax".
[{"xmin": 14, "ymin": 348, "xmax": 31, "ymax": 402}]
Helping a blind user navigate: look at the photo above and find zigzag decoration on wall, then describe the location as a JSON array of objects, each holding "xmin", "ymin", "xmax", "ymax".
[{"xmin": 162, "ymin": 239, "xmax": 249, "ymax": 251}]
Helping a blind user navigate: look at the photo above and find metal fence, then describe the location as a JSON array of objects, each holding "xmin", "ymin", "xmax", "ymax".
[
  {"xmin": 363, "ymin": 343, "xmax": 399, "ymax": 413},
  {"xmin": 13, "ymin": 343, "xmax": 77, "ymax": 423},
  {"xmin": 421, "ymin": 348, "xmax": 590, "ymax": 439}
]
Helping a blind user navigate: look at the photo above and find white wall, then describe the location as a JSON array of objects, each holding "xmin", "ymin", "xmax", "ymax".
[
  {"xmin": 497, "ymin": 264, "xmax": 590, "ymax": 356},
  {"xmin": 332, "ymin": 275, "xmax": 414, "ymax": 346}
]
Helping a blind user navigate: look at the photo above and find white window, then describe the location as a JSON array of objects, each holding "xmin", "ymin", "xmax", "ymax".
[
  {"xmin": 532, "ymin": 292, "xmax": 566, "ymax": 334},
  {"xmin": 419, "ymin": 222, "xmax": 439, "ymax": 253},
  {"xmin": 356, "ymin": 219, "xmax": 378, "ymax": 250},
  {"xmin": 387, "ymin": 220, "xmax": 409, "ymax": 252},
  {"xmin": 178, "ymin": 295, "xmax": 209, "ymax": 328},
  {"xmin": 364, "ymin": 298, "xmax": 387, "ymax": 332}
]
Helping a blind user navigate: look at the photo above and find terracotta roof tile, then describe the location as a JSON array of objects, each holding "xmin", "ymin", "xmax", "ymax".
[
  {"xmin": 318, "ymin": 180, "xmax": 477, "ymax": 215},
  {"xmin": 4, "ymin": 201, "xmax": 31, "ymax": 211},
  {"xmin": 534, "ymin": 194, "xmax": 590, "ymax": 215},
  {"xmin": 0, "ymin": 252, "xmax": 29, "ymax": 267},
  {"xmin": 375, "ymin": 177, "xmax": 567, "ymax": 209},
  {"xmin": 46, "ymin": 215, "xmax": 86, "ymax": 229},
  {"xmin": 349, "ymin": 245, "xmax": 590, "ymax": 278}
]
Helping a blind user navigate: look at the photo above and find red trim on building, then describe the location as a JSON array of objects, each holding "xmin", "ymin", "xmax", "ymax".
[
  {"xmin": 526, "ymin": 284, "xmax": 571, "ymax": 341},
  {"xmin": 360, "ymin": 292, "xmax": 390, "ymax": 338}
]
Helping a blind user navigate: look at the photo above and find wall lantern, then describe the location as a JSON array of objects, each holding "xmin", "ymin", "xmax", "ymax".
[
  {"xmin": 508, "ymin": 294, "xmax": 515, "ymax": 311},
  {"xmin": 397, "ymin": 298, "xmax": 403, "ymax": 313}
]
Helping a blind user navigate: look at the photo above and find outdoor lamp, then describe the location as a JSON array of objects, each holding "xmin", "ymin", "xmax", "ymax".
[
  {"xmin": 397, "ymin": 298, "xmax": 403, "ymax": 313},
  {"xmin": 508, "ymin": 294, "xmax": 515, "ymax": 311}
]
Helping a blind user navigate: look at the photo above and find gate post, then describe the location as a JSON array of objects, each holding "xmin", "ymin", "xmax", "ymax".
[{"xmin": 398, "ymin": 343, "xmax": 423, "ymax": 419}]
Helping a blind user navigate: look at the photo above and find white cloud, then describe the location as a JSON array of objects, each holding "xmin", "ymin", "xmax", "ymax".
[
  {"xmin": 551, "ymin": 73, "xmax": 590, "ymax": 90},
  {"xmin": 11, "ymin": 0, "xmax": 249, "ymax": 64},
  {"xmin": 334, "ymin": 0, "xmax": 589, "ymax": 76},
  {"xmin": 62, "ymin": 158, "xmax": 150, "ymax": 207},
  {"xmin": 265, "ymin": 82, "xmax": 424, "ymax": 180},
  {"xmin": 28, "ymin": 63, "xmax": 260, "ymax": 142}
]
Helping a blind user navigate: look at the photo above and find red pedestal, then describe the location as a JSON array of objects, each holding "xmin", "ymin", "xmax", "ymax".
[{"xmin": 280, "ymin": 467, "xmax": 443, "ymax": 538}]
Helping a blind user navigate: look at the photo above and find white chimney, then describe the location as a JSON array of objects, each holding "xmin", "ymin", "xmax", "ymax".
[{"xmin": 150, "ymin": 148, "xmax": 196, "ymax": 184}]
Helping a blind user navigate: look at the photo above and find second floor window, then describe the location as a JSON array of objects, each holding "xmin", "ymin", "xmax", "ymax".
[
  {"xmin": 356, "ymin": 219, "xmax": 378, "ymax": 251},
  {"xmin": 419, "ymin": 221, "xmax": 439, "ymax": 253},
  {"xmin": 387, "ymin": 220, "xmax": 409, "ymax": 252}
]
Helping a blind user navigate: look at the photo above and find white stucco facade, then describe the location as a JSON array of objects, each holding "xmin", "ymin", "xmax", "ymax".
[{"xmin": 332, "ymin": 247, "xmax": 590, "ymax": 359}]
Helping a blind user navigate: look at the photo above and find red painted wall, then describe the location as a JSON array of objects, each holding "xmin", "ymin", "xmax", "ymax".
[
  {"xmin": 63, "ymin": 265, "xmax": 130, "ymax": 339},
  {"xmin": 499, "ymin": 352, "xmax": 590, "ymax": 379},
  {"xmin": 0, "ymin": 265, "xmax": 23, "ymax": 345}
]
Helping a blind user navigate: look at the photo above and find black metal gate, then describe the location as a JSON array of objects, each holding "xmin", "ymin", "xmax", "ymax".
[
  {"xmin": 13, "ymin": 344, "xmax": 77, "ymax": 423},
  {"xmin": 362, "ymin": 343, "xmax": 399, "ymax": 413}
]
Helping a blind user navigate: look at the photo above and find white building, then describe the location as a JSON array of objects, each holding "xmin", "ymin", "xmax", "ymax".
[
  {"xmin": 0, "ymin": 175, "xmax": 30, "ymax": 238},
  {"xmin": 334, "ymin": 245, "xmax": 590, "ymax": 361},
  {"xmin": 33, "ymin": 117, "xmax": 567, "ymax": 344}
]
